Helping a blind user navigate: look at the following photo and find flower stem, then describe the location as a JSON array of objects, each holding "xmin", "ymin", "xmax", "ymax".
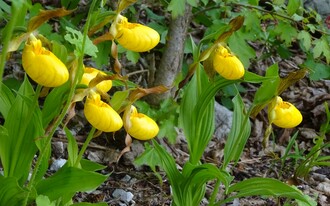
[{"xmin": 74, "ymin": 127, "xmax": 96, "ymax": 167}]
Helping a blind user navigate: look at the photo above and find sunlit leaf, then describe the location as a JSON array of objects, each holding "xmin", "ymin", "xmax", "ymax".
[
  {"xmin": 168, "ymin": 0, "xmax": 185, "ymax": 18},
  {"xmin": 64, "ymin": 27, "xmax": 98, "ymax": 57},
  {"xmin": 297, "ymin": 30, "xmax": 312, "ymax": 51},
  {"xmin": 36, "ymin": 195, "xmax": 56, "ymax": 206},
  {"xmin": 313, "ymin": 37, "xmax": 330, "ymax": 64},
  {"xmin": 110, "ymin": 90, "xmax": 129, "ymax": 111},
  {"xmin": 27, "ymin": 8, "xmax": 74, "ymax": 32}
]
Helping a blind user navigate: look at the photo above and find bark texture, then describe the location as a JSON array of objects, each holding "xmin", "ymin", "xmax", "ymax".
[{"xmin": 147, "ymin": 3, "xmax": 192, "ymax": 105}]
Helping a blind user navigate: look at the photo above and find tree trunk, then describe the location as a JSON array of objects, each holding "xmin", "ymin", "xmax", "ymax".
[{"xmin": 147, "ymin": 3, "xmax": 192, "ymax": 105}]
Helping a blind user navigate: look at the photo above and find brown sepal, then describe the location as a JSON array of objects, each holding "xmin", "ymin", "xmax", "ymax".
[
  {"xmin": 28, "ymin": 7, "xmax": 74, "ymax": 32},
  {"xmin": 129, "ymin": 86, "xmax": 169, "ymax": 103}
]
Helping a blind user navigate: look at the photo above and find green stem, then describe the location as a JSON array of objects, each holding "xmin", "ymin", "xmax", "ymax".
[
  {"xmin": 74, "ymin": 127, "xmax": 96, "ymax": 167},
  {"xmin": 0, "ymin": 4, "xmax": 20, "ymax": 85},
  {"xmin": 208, "ymin": 179, "xmax": 221, "ymax": 206}
]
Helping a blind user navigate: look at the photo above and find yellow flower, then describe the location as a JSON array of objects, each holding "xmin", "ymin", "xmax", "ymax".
[
  {"xmin": 123, "ymin": 105, "xmax": 159, "ymax": 140},
  {"xmin": 84, "ymin": 93, "xmax": 123, "ymax": 132},
  {"xmin": 80, "ymin": 67, "xmax": 112, "ymax": 93},
  {"xmin": 22, "ymin": 36, "xmax": 69, "ymax": 87},
  {"xmin": 213, "ymin": 45, "xmax": 245, "ymax": 80},
  {"xmin": 111, "ymin": 15, "xmax": 160, "ymax": 52},
  {"xmin": 268, "ymin": 96, "xmax": 303, "ymax": 128}
]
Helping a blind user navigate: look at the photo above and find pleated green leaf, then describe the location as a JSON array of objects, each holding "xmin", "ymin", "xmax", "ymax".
[
  {"xmin": 0, "ymin": 176, "xmax": 28, "ymax": 206},
  {"xmin": 223, "ymin": 94, "xmax": 251, "ymax": 168},
  {"xmin": 218, "ymin": 177, "xmax": 314, "ymax": 206},
  {"xmin": 2, "ymin": 76, "xmax": 44, "ymax": 185},
  {"xmin": 36, "ymin": 166, "xmax": 108, "ymax": 202},
  {"xmin": 0, "ymin": 81, "xmax": 15, "ymax": 119}
]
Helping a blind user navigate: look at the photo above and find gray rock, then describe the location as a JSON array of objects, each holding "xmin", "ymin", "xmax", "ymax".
[
  {"xmin": 112, "ymin": 189, "xmax": 134, "ymax": 203},
  {"xmin": 49, "ymin": 158, "xmax": 67, "ymax": 171},
  {"xmin": 304, "ymin": 0, "xmax": 330, "ymax": 17},
  {"xmin": 214, "ymin": 102, "xmax": 233, "ymax": 140}
]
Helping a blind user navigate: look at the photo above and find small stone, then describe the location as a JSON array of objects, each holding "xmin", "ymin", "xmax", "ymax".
[
  {"xmin": 121, "ymin": 175, "xmax": 131, "ymax": 183},
  {"xmin": 112, "ymin": 189, "xmax": 134, "ymax": 202},
  {"xmin": 50, "ymin": 158, "xmax": 67, "ymax": 171},
  {"xmin": 316, "ymin": 182, "xmax": 330, "ymax": 196},
  {"xmin": 52, "ymin": 141, "xmax": 64, "ymax": 158}
]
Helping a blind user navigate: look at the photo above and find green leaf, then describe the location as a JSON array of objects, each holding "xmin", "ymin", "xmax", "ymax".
[
  {"xmin": 223, "ymin": 94, "xmax": 251, "ymax": 167},
  {"xmin": 218, "ymin": 178, "xmax": 313, "ymax": 206},
  {"xmin": 253, "ymin": 63, "xmax": 280, "ymax": 105},
  {"xmin": 126, "ymin": 50, "xmax": 140, "ymax": 64},
  {"xmin": 80, "ymin": 159, "xmax": 107, "ymax": 172},
  {"xmin": 287, "ymin": 0, "xmax": 301, "ymax": 16},
  {"xmin": 313, "ymin": 37, "xmax": 330, "ymax": 64},
  {"xmin": 42, "ymin": 82, "xmax": 70, "ymax": 127},
  {"xmin": 168, "ymin": 0, "xmax": 185, "ymax": 18},
  {"xmin": 3, "ymin": 76, "xmax": 44, "ymax": 185},
  {"xmin": 273, "ymin": 21, "xmax": 298, "ymax": 46},
  {"xmin": 0, "ymin": 82, "xmax": 15, "ymax": 119},
  {"xmin": 134, "ymin": 142, "xmax": 163, "ymax": 183},
  {"xmin": 92, "ymin": 41, "xmax": 111, "ymax": 67},
  {"xmin": 304, "ymin": 55, "xmax": 330, "ymax": 80},
  {"xmin": 0, "ymin": 176, "xmax": 28, "ymax": 206},
  {"xmin": 297, "ymin": 31, "xmax": 312, "ymax": 51},
  {"xmin": 244, "ymin": 10, "xmax": 261, "ymax": 33},
  {"xmin": 36, "ymin": 166, "xmax": 108, "ymax": 202},
  {"xmin": 36, "ymin": 195, "xmax": 56, "ymax": 206},
  {"xmin": 158, "ymin": 116, "xmax": 177, "ymax": 143},
  {"xmin": 151, "ymin": 140, "xmax": 183, "ymax": 205},
  {"xmin": 51, "ymin": 40, "xmax": 68, "ymax": 64},
  {"xmin": 110, "ymin": 90, "xmax": 129, "ymax": 111},
  {"xmin": 64, "ymin": 26, "xmax": 98, "ymax": 57},
  {"xmin": 65, "ymin": 127, "xmax": 79, "ymax": 167},
  {"xmin": 228, "ymin": 31, "xmax": 256, "ymax": 68}
]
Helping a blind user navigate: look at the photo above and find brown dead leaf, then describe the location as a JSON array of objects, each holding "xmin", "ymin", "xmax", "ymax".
[{"xmin": 28, "ymin": 7, "xmax": 74, "ymax": 32}]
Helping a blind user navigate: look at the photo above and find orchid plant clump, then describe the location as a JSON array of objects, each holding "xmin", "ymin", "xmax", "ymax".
[
  {"xmin": 0, "ymin": 0, "xmax": 317, "ymax": 206},
  {"xmin": 0, "ymin": 0, "xmax": 164, "ymax": 205}
]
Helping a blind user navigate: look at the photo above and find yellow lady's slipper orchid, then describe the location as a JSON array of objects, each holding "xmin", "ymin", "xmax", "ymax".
[
  {"xmin": 213, "ymin": 45, "xmax": 245, "ymax": 80},
  {"xmin": 112, "ymin": 15, "xmax": 160, "ymax": 52},
  {"xmin": 123, "ymin": 105, "xmax": 159, "ymax": 140},
  {"xmin": 84, "ymin": 93, "xmax": 123, "ymax": 132},
  {"xmin": 80, "ymin": 67, "xmax": 112, "ymax": 93},
  {"xmin": 268, "ymin": 96, "xmax": 303, "ymax": 128},
  {"xmin": 22, "ymin": 36, "xmax": 69, "ymax": 87}
]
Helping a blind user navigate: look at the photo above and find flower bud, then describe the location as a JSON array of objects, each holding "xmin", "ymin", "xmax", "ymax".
[
  {"xmin": 268, "ymin": 96, "xmax": 302, "ymax": 128},
  {"xmin": 123, "ymin": 105, "xmax": 159, "ymax": 140},
  {"xmin": 84, "ymin": 93, "xmax": 123, "ymax": 132},
  {"xmin": 80, "ymin": 67, "xmax": 112, "ymax": 93},
  {"xmin": 112, "ymin": 15, "xmax": 160, "ymax": 52},
  {"xmin": 22, "ymin": 36, "xmax": 69, "ymax": 87},
  {"xmin": 213, "ymin": 45, "xmax": 244, "ymax": 80}
]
